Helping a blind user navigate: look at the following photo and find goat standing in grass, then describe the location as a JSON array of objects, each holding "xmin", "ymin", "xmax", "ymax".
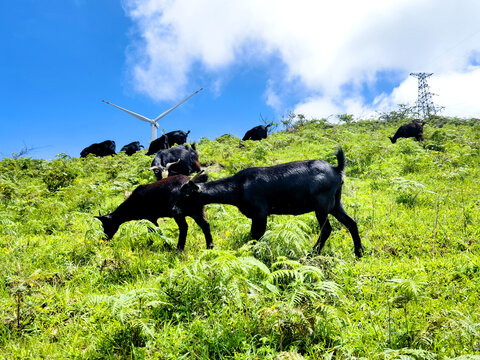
[
  {"xmin": 96, "ymin": 174, "xmax": 213, "ymax": 251},
  {"xmin": 242, "ymin": 124, "xmax": 272, "ymax": 141},
  {"xmin": 173, "ymin": 149, "xmax": 363, "ymax": 257},
  {"xmin": 149, "ymin": 144, "xmax": 201, "ymax": 180},
  {"xmin": 389, "ymin": 121, "xmax": 425, "ymax": 143}
]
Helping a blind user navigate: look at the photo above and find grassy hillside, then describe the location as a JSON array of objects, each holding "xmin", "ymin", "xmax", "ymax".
[{"xmin": 1, "ymin": 118, "xmax": 479, "ymax": 359}]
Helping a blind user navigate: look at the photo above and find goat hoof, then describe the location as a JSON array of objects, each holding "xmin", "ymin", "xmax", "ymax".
[
  {"xmin": 354, "ymin": 247, "xmax": 364, "ymax": 258},
  {"xmin": 162, "ymin": 242, "xmax": 174, "ymax": 251},
  {"xmin": 175, "ymin": 249, "xmax": 186, "ymax": 256},
  {"xmin": 307, "ymin": 249, "xmax": 319, "ymax": 258}
]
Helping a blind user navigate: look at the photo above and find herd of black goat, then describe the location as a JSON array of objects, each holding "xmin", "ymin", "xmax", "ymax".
[{"xmin": 91, "ymin": 120, "xmax": 425, "ymax": 257}]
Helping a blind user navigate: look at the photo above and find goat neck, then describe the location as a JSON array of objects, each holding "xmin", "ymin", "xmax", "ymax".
[{"xmin": 197, "ymin": 176, "xmax": 241, "ymax": 206}]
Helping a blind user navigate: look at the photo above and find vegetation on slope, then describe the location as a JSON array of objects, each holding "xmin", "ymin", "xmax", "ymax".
[{"xmin": 0, "ymin": 116, "xmax": 479, "ymax": 359}]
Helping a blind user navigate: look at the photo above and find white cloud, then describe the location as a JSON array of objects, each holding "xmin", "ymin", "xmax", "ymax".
[
  {"xmin": 264, "ymin": 80, "xmax": 281, "ymax": 110},
  {"xmin": 123, "ymin": 0, "xmax": 480, "ymax": 117}
]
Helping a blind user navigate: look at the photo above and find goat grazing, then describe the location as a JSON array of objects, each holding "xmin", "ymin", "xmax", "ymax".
[
  {"xmin": 120, "ymin": 141, "xmax": 144, "ymax": 156},
  {"xmin": 80, "ymin": 140, "xmax": 116, "ymax": 158},
  {"xmin": 150, "ymin": 144, "xmax": 201, "ymax": 180},
  {"xmin": 389, "ymin": 121, "xmax": 425, "ymax": 143},
  {"xmin": 96, "ymin": 174, "xmax": 213, "ymax": 251},
  {"xmin": 146, "ymin": 130, "xmax": 191, "ymax": 155},
  {"xmin": 165, "ymin": 130, "xmax": 190, "ymax": 146},
  {"xmin": 173, "ymin": 149, "xmax": 363, "ymax": 257},
  {"xmin": 242, "ymin": 124, "xmax": 272, "ymax": 141},
  {"xmin": 146, "ymin": 135, "xmax": 169, "ymax": 155}
]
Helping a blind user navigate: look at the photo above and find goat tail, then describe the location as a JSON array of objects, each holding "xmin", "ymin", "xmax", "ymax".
[{"xmin": 334, "ymin": 148, "xmax": 345, "ymax": 173}]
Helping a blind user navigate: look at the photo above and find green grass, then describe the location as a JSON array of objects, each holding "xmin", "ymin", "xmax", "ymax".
[{"xmin": 0, "ymin": 117, "xmax": 479, "ymax": 359}]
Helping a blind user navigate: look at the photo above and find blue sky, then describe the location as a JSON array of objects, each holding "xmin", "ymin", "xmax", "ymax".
[{"xmin": 1, "ymin": 1, "xmax": 480, "ymax": 159}]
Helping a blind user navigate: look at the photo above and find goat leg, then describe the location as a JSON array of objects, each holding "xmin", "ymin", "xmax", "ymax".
[
  {"xmin": 312, "ymin": 213, "xmax": 332, "ymax": 255},
  {"xmin": 250, "ymin": 217, "xmax": 267, "ymax": 240},
  {"xmin": 174, "ymin": 216, "xmax": 189, "ymax": 252},
  {"xmin": 191, "ymin": 213, "xmax": 214, "ymax": 249},
  {"xmin": 331, "ymin": 207, "xmax": 363, "ymax": 258}
]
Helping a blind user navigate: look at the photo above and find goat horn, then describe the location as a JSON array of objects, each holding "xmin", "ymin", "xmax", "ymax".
[
  {"xmin": 149, "ymin": 166, "xmax": 162, "ymax": 170},
  {"xmin": 165, "ymin": 159, "xmax": 181, "ymax": 170},
  {"xmin": 98, "ymin": 210, "xmax": 102, "ymax": 217},
  {"xmin": 190, "ymin": 170, "xmax": 205, "ymax": 182}
]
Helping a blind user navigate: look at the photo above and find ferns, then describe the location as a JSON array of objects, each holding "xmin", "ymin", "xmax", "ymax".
[
  {"xmin": 375, "ymin": 348, "xmax": 438, "ymax": 360},
  {"xmin": 389, "ymin": 276, "xmax": 427, "ymax": 307},
  {"xmin": 87, "ymin": 288, "xmax": 164, "ymax": 357},
  {"xmin": 267, "ymin": 258, "xmax": 342, "ymax": 310},
  {"xmin": 240, "ymin": 218, "xmax": 313, "ymax": 264},
  {"xmin": 0, "ymin": 118, "xmax": 479, "ymax": 358}
]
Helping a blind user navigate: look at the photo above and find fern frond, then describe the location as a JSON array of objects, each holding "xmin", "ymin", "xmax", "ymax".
[
  {"xmin": 272, "ymin": 258, "xmax": 302, "ymax": 271},
  {"xmin": 269, "ymin": 269, "xmax": 298, "ymax": 284},
  {"xmin": 375, "ymin": 348, "xmax": 437, "ymax": 360},
  {"xmin": 238, "ymin": 256, "xmax": 271, "ymax": 277}
]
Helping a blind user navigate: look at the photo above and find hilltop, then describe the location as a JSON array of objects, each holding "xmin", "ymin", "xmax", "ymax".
[{"xmin": 0, "ymin": 117, "xmax": 479, "ymax": 358}]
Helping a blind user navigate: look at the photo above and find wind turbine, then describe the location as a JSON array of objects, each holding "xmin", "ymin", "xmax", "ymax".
[{"xmin": 102, "ymin": 88, "xmax": 203, "ymax": 141}]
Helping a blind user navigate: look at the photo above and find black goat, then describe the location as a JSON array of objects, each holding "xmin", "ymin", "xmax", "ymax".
[
  {"xmin": 146, "ymin": 135, "xmax": 169, "ymax": 155},
  {"xmin": 173, "ymin": 149, "xmax": 363, "ymax": 257},
  {"xmin": 150, "ymin": 144, "xmax": 201, "ymax": 180},
  {"xmin": 165, "ymin": 130, "xmax": 191, "ymax": 145},
  {"xmin": 146, "ymin": 130, "xmax": 191, "ymax": 155},
  {"xmin": 80, "ymin": 140, "xmax": 116, "ymax": 158},
  {"xmin": 120, "ymin": 141, "xmax": 144, "ymax": 156},
  {"xmin": 389, "ymin": 121, "xmax": 425, "ymax": 143},
  {"xmin": 242, "ymin": 124, "xmax": 272, "ymax": 141},
  {"xmin": 96, "ymin": 174, "xmax": 213, "ymax": 251}
]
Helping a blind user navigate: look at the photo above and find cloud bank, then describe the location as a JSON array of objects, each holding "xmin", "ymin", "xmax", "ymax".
[{"xmin": 123, "ymin": 0, "xmax": 480, "ymax": 119}]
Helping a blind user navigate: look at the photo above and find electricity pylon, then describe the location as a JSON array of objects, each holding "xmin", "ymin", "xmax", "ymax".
[{"xmin": 410, "ymin": 73, "xmax": 440, "ymax": 120}]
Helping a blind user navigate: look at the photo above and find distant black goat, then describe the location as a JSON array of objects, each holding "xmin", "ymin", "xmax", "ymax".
[
  {"xmin": 96, "ymin": 174, "xmax": 213, "ymax": 251},
  {"xmin": 173, "ymin": 149, "xmax": 363, "ymax": 257},
  {"xmin": 389, "ymin": 121, "xmax": 425, "ymax": 143},
  {"xmin": 150, "ymin": 144, "xmax": 201, "ymax": 180},
  {"xmin": 146, "ymin": 135, "xmax": 169, "ymax": 155},
  {"xmin": 80, "ymin": 140, "xmax": 116, "ymax": 158},
  {"xmin": 242, "ymin": 124, "xmax": 272, "ymax": 141},
  {"xmin": 120, "ymin": 141, "xmax": 144, "ymax": 156},
  {"xmin": 165, "ymin": 130, "xmax": 191, "ymax": 146},
  {"xmin": 146, "ymin": 130, "xmax": 191, "ymax": 155}
]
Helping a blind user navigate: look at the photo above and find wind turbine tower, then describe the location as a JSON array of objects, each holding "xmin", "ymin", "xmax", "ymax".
[
  {"xmin": 409, "ymin": 73, "xmax": 440, "ymax": 120},
  {"xmin": 103, "ymin": 88, "xmax": 203, "ymax": 141}
]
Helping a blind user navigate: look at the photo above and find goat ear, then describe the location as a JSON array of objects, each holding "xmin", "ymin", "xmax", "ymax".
[
  {"xmin": 192, "ymin": 172, "xmax": 208, "ymax": 183},
  {"xmin": 96, "ymin": 213, "xmax": 111, "ymax": 220},
  {"xmin": 188, "ymin": 180, "xmax": 200, "ymax": 192},
  {"xmin": 179, "ymin": 181, "xmax": 197, "ymax": 195}
]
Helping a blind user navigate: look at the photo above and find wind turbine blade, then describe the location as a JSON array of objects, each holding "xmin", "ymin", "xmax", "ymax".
[
  {"xmin": 102, "ymin": 100, "xmax": 154, "ymax": 124},
  {"xmin": 153, "ymin": 88, "xmax": 203, "ymax": 122}
]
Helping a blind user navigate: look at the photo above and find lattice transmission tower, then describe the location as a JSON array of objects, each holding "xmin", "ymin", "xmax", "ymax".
[{"xmin": 410, "ymin": 72, "xmax": 441, "ymax": 120}]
